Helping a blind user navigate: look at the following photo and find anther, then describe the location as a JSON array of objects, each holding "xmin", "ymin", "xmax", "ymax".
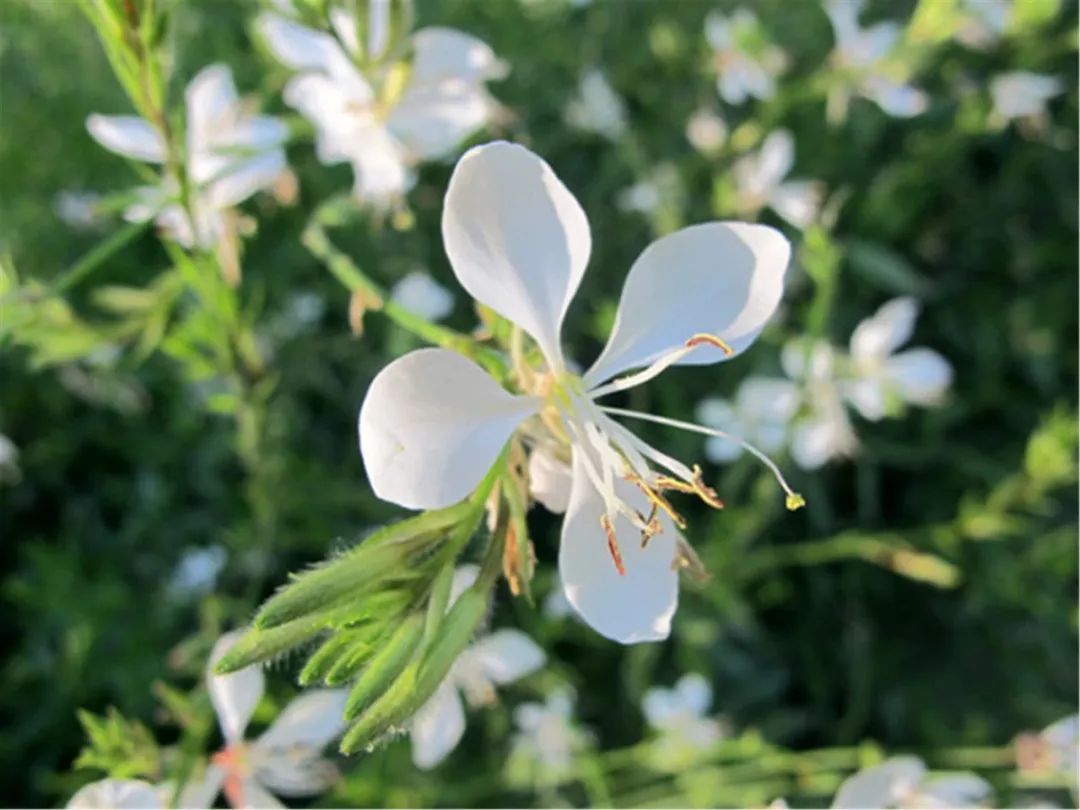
[
  {"xmin": 626, "ymin": 473, "xmax": 688, "ymax": 529},
  {"xmin": 686, "ymin": 333, "xmax": 735, "ymax": 356},
  {"xmin": 690, "ymin": 465, "xmax": 725, "ymax": 510},
  {"xmin": 600, "ymin": 514, "xmax": 626, "ymax": 576}
]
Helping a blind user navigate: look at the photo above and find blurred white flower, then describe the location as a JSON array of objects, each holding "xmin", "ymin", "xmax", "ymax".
[
  {"xmin": 410, "ymin": 566, "xmax": 545, "ymax": 769},
  {"xmin": 169, "ymin": 545, "xmax": 227, "ymax": 598},
  {"xmin": 732, "ymin": 129, "xmax": 824, "ymax": 229},
  {"xmin": 542, "ymin": 575, "xmax": 574, "ymax": 619},
  {"xmin": 990, "ymin": 71, "xmax": 1064, "ymax": 122},
  {"xmin": 182, "ymin": 631, "xmax": 348, "ymax": 808},
  {"xmin": 67, "ymin": 779, "xmax": 163, "ymax": 809},
  {"xmin": 359, "ymin": 141, "xmax": 796, "ymax": 644},
  {"xmin": 844, "ymin": 297, "xmax": 953, "ymax": 421},
  {"xmin": 832, "ymin": 756, "xmax": 992, "ymax": 809},
  {"xmin": 696, "ymin": 377, "xmax": 798, "ymax": 464},
  {"xmin": 510, "ymin": 689, "xmax": 585, "ymax": 778},
  {"xmin": 956, "ymin": 0, "xmax": 1011, "ymax": 48},
  {"xmin": 564, "ymin": 68, "xmax": 627, "ymax": 140},
  {"xmin": 642, "ymin": 673, "xmax": 725, "ymax": 756},
  {"xmin": 783, "ymin": 340, "xmax": 858, "ymax": 470},
  {"xmin": 825, "ymin": 0, "xmax": 927, "ymax": 119},
  {"xmin": 390, "ymin": 271, "xmax": 455, "ymax": 321},
  {"xmin": 617, "ymin": 162, "xmax": 681, "ymax": 218},
  {"xmin": 1040, "ymin": 714, "xmax": 1079, "ymax": 775},
  {"xmin": 87, "ymin": 64, "xmax": 288, "ymax": 249},
  {"xmin": 0, "ymin": 433, "xmax": 21, "ymax": 485},
  {"xmin": 685, "ymin": 107, "xmax": 727, "ymax": 154},
  {"xmin": 259, "ymin": 8, "xmax": 505, "ymax": 207},
  {"xmin": 705, "ymin": 10, "xmax": 786, "ymax": 105},
  {"xmin": 55, "ymin": 190, "xmax": 105, "ymax": 231}
]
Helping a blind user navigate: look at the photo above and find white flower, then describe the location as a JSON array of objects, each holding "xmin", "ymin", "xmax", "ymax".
[
  {"xmin": 410, "ymin": 566, "xmax": 545, "ymax": 769},
  {"xmin": 183, "ymin": 632, "xmax": 348, "ymax": 808},
  {"xmin": 732, "ymin": 129, "xmax": 823, "ymax": 229},
  {"xmin": 617, "ymin": 162, "xmax": 682, "ymax": 221},
  {"xmin": 685, "ymin": 107, "xmax": 727, "ymax": 154},
  {"xmin": 642, "ymin": 673, "xmax": 724, "ymax": 755},
  {"xmin": 705, "ymin": 10, "xmax": 786, "ymax": 105},
  {"xmin": 390, "ymin": 271, "xmax": 455, "ymax": 322},
  {"xmin": 782, "ymin": 340, "xmax": 858, "ymax": 470},
  {"xmin": 259, "ymin": 8, "xmax": 505, "ymax": 206},
  {"xmin": 990, "ymin": 71, "xmax": 1064, "ymax": 122},
  {"xmin": 697, "ymin": 376, "xmax": 798, "ymax": 464},
  {"xmin": 1040, "ymin": 714, "xmax": 1079, "ymax": 774},
  {"xmin": 825, "ymin": 0, "xmax": 927, "ymax": 119},
  {"xmin": 564, "ymin": 68, "xmax": 627, "ymax": 140},
  {"xmin": 844, "ymin": 297, "xmax": 953, "ymax": 421},
  {"xmin": 55, "ymin": 190, "xmax": 105, "ymax": 231},
  {"xmin": 87, "ymin": 64, "xmax": 288, "ymax": 249},
  {"xmin": 169, "ymin": 545, "xmax": 228, "ymax": 598},
  {"xmin": 67, "ymin": 779, "xmax": 163, "ymax": 809},
  {"xmin": 510, "ymin": 689, "xmax": 585, "ymax": 777},
  {"xmin": 956, "ymin": 0, "xmax": 1012, "ymax": 49},
  {"xmin": 358, "ymin": 141, "xmax": 795, "ymax": 644},
  {"xmin": 832, "ymin": 756, "xmax": 993, "ymax": 809}
]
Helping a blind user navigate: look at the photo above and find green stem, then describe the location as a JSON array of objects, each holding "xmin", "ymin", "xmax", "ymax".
[{"xmin": 50, "ymin": 219, "xmax": 153, "ymax": 294}]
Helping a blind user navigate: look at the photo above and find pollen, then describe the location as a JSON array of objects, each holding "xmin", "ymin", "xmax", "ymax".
[
  {"xmin": 686, "ymin": 333, "xmax": 735, "ymax": 356},
  {"xmin": 600, "ymin": 514, "xmax": 627, "ymax": 576}
]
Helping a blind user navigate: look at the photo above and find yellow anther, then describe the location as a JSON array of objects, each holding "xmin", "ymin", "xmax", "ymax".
[
  {"xmin": 600, "ymin": 514, "xmax": 626, "ymax": 576},
  {"xmin": 690, "ymin": 465, "xmax": 725, "ymax": 510},
  {"xmin": 785, "ymin": 492, "xmax": 806, "ymax": 511},
  {"xmin": 625, "ymin": 473, "xmax": 687, "ymax": 530},
  {"xmin": 686, "ymin": 333, "xmax": 735, "ymax": 357}
]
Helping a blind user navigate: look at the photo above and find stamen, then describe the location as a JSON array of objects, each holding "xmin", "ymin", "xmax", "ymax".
[
  {"xmin": 625, "ymin": 470, "xmax": 687, "ymax": 529},
  {"xmin": 589, "ymin": 332, "xmax": 735, "ymax": 399},
  {"xmin": 601, "ymin": 405, "xmax": 806, "ymax": 510},
  {"xmin": 600, "ymin": 514, "xmax": 626, "ymax": 576}
]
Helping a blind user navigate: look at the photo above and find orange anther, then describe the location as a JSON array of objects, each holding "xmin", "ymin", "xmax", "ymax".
[
  {"xmin": 600, "ymin": 515, "xmax": 626, "ymax": 576},
  {"xmin": 686, "ymin": 333, "xmax": 735, "ymax": 356}
]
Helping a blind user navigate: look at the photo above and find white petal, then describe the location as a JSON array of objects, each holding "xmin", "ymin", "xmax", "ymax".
[
  {"xmin": 790, "ymin": 415, "xmax": 847, "ymax": 470},
  {"xmin": 350, "ymin": 124, "xmax": 413, "ymax": 203},
  {"xmin": 863, "ymin": 77, "xmax": 927, "ymax": 118},
  {"xmin": 704, "ymin": 12, "xmax": 732, "ymax": 51},
  {"xmin": 86, "ymin": 114, "xmax": 166, "ymax": 163},
  {"xmin": 442, "ymin": 142, "xmax": 591, "ymax": 371},
  {"xmin": 754, "ymin": 130, "xmax": 795, "ymax": 192},
  {"xmin": 583, "ymin": 222, "xmax": 790, "ymax": 388},
  {"xmin": 770, "ymin": 180, "xmax": 822, "ymax": 229},
  {"xmin": 825, "ymin": 0, "xmax": 863, "ymax": 51},
  {"xmin": 410, "ymin": 682, "xmax": 467, "ymax": 769},
  {"xmin": 641, "ymin": 687, "xmax": 679, "ymax": 727},
  {"xmin": 705, "ymin": 436, "xmax": 744, "ymax": 464},
  {"xmin": 176, "ymin": 764, "xmax": 225, "ymax": 810},
  {"xmin": 257, "ymin": 13, "xmax": 342, "ymax": 73},
  {"xmin": 736, "ymin": 377, "xmax": 800, "ymax": 423},
  {"xmin": 209, "ymin": 152, "xmax": 287, "ymax": 208},
  {"xmin": 920, "ymin": 774, "xmax": 993, "ymax": 808},
  {"xmin": 254, "ymin": 750, "xmax": 339, "ymax": 798},
  {"xmin": 717, "ymin": 69, "xmax": 750, "ymax": 106},
  {"xmin": 528, "ymin": 448, "xmax": 573, "ymax": 514},
  {"xmin": 237, "ymin": 777, "xmax": 286, "ymax": 808},
  {"xmin": 449, "ymin": 564, "xmax": 480, "ymax": 604},
  {"xmin": 854, "ymin": 22, "xmax": 902, "ymax": 65},
  {"xmin": 255, "ymin": 689, "xmax": 348, "ymax": 751},
  {"xmin": 675, "ymin": 673, "xmax": 712, "ymax": 715},
  {"xmin": 68, "ymin": 779, "xmax": 163, "ymax": 809},
  {"xmin": 884, "ymin": 348, "xmax": 952, "ymax": 406},
  {"xmin": 390, "ymin": 271, "xmax": 455, "ymax": 321},
  {"xmin": 388, "ymin": 82, "xmax": 492, "ymax": 159},
  {"xmin": 207, "ymin": 630, "xmax": 265, "ymax": 745},
  {"xmin": 328, "ymin": 8, "xmax": 360, "ymax": 57},
  {"xmin": 185, "ymin": 64, "xmax": 239, "ymax": 152},
  {"xmin": 558, "ymin": 445, "xmax": 679, "ymax": 644},
  {"xmin": 411, "ymin": 27, "xmax": 507, "ymax": 85},
  {"xmin": 845, "ymin": 378, "xmax": 889, "ymax": 422},
  {"xmin": 283, "ymin": 74, "xmax": 360, "ymax": 164},
  {"xmin": 832, "ymin": 756, "xmax": 926, "ymax": 809},
  {"xmin": 358, "ymin": 348, "xmax": 539, "ymax": 510},
  {"xmin": 470, "ymin": 629, "xmax": 546, "ymax": 684},
  {"xmin": 850, "ymin": 297, "xmax": 919, "ymax": 361},
  {"xmin": 991, "ymin": 71, "xmax": 1064, "ymax": 119}
]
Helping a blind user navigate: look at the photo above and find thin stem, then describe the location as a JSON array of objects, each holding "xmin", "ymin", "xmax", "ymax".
[{"xmin": 50, "ymin": 219, "xmax": 153, "ymax": 294}]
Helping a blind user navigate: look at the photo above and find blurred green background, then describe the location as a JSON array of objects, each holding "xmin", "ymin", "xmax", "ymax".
[{"xmin": 0, "ymin": 0, "xmax": 1076, "ymax": 807}]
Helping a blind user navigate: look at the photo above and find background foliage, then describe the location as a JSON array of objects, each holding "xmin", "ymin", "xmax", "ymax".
[{"xmin": 0, "ymin": 0, "xmax": 1076, "ymax": 807}]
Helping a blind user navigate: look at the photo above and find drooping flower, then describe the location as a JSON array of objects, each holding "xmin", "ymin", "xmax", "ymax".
[
  {"xmin": 181, "ymin": 632, "xmax": 348, "ymax": 809},
  {"xmin": 843, "ymin": 297, "xmax": 953, "ymax": 421},
  {"xmin": 508, "ymin": 689, "xmax": 587, "ymax": 781},
  {"xmin": 86, "ymin": 64, "xmax": 288, "ymax": 250},
  {"xmin": 410, "ymin": 565, "xmax": 546, "ymax": 769},
  {"xmin": 642, "ymin": 673, "xmax": 725, "ymax": 761},
  {"xmin": 825, "ymin": 0, "xmax": 927, "ymax": 120},
  {"xmin": 564, "ymin": 68, "xmax": 627, "ymax": 140},
  {"xmin": 390, "ymin": 271, "xmax": 456, "ymax": 322},
  {"xmin": 990, "ymin": 71, "xmax": 1064, "ymax": 123},
  {"xmin": 832, "ymin": 756, "xmax": 992, "ymax": 809},
  {"xmin": 258, "ymin": 7, "xmax": 505, "ymax": 207},
  {"xmin": 696, "ymin": 377, "xmax": 799, "ymax": 464},
  {"xmin": 67, "ymin": 779, "xmax": 164, "ymax": 809},
  {"xmin": 732, "ymin": 129, "xmax": 823, "ymax": 230},
  {"xmin": 358, "ymin": 141, "xmax": 797, "ymax": 644},
  {"xmin": 705, "ymin": 9, "xmax": 786, "ymax": 106}
]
